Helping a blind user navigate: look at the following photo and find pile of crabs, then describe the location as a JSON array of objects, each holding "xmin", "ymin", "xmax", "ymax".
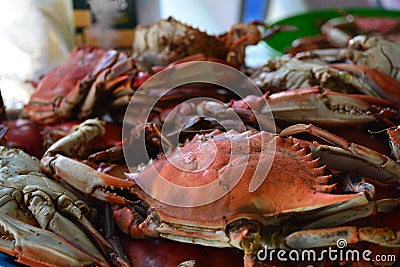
[{"xmin": 1, "ymin": 14, "xmax": 400, "ymax": 267}]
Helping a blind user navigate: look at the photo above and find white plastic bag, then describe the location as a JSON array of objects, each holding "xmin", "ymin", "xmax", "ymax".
[
  {"xmin": 0, "ymin": 0, "xmax": 75, "ymax": 115},
  {"xmin": 0, "ymin": 0, "xmax": 74, "ymax": 81}
]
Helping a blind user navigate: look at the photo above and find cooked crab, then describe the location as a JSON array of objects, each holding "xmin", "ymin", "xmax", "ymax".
[
  {"xmin": 0, "ymin": 144, "xmax": 131, "ymax": 267},
  {"xmin": 132, "ymin": 17, "xmax": 296, "ymax": 68},
  {"xmin": 39, "ymin": 119, "xmax": 400, "ymax": 266}
]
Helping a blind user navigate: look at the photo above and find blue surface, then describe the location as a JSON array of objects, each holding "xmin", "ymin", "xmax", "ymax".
[
  {"xmin": 0, "ymin": 253, "xmax": 25, "ymax": 267},
  {"xmin": 241, "ymin": 0, "xmax": 269, "ymax": 22}
]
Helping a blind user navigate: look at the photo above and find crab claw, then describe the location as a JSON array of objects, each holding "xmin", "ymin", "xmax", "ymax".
[
  {"xmin": 40, "ymin": 156, "xmax": 133, "ymax": 267},
  {"xmin": 331, "ymin": 63, "xmax": 400, "ymax": 107},
  {"xmin": 42, "ymin": 154, "xmax": 137, "ymax": 205},
  {"xmin": 0, "ymin": 213, "xmax": 109, "ymax": 267},
  {"xmin": 264, "ymin": 86, "xmax": 396, "ymax": 126}
]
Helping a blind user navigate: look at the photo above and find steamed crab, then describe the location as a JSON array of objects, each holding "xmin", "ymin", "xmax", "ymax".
[
  {"xmin": 38, "ymin": 119, "xmax": 400, "ymax": 266},
  {"xmin": 160, "ymin": 86, "xmax": 400, "ymax": 135},
  {"xmin": 295, "ymin": 35, "xmax": 400, "ymax": 105},
  {"xmin": 132, "ymin": 16, "xmax": 296, "ymax": 68},
  {"xmin": 24, "ymin": 46, "xmax": 236, "ymax": 126},
  {"xmin": 294, "ymin": 35, "xmax": 400, "ymax": 84},
  {"xmin": 250, "ymin": 57, "xmax": 400, "ymax": 107},
  {"xmin": 0, "ymin": 124, "xmax": 132, "ymax": 267},
  {"xmin": 287, "ymin": 14, "xmax": 400, "ymax": 55},
  {"xmin": 24, "ymin": 46, "xmax": 136, "ymax": 125}
]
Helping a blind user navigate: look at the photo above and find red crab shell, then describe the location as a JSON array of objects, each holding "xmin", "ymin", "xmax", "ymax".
[
  {"xmin": 29, "ymin": 46, "xmax": 106, "ymax": 103},
  {"xmin": 24, "ymin": 46, "xmax": 108, "ymax": 124},
  {"xmin": 3, "ymin": 119, "xmax": 44, "ymax": 158},
  {"xmin": 123, "ymin": 130, "xmax": 363, "ymax": 238},
  {"xmin": 120, "ymin": 236, "xmax": 244, "ymax": 267}
]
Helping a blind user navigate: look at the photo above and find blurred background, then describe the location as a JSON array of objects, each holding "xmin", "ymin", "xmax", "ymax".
[
  {"xmin": 0, "ymin": 0, "xmax": 397, "ymax": 79},
  {"xmin": 0, "ymin": 0, "xmax": 398, "ymax": 113}
]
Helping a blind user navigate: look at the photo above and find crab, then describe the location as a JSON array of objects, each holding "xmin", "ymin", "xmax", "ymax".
[
  {"xmin": 38, "ymin": 119, "xmax": 400, "ymax": 267},
  {"xmin": 131, "ymin": 17, "xmax": 296, "ymax": 68},
  {"xmin": 160, "ymin": 86, "xmax": 400, "ymax": 135},
  {"xmin": 24, "ymin": 45, "xmax": 236, "ymax": 126},
  {"xmin": 286, "ymin": 14, "xmax": 400, "ymax": 55},
  {"xmin": 294, "ymin": 35, "xmax": 400, "ymax": 82},
  {"xmin": 250, "ymin": 57, "xmax": 400, "ymax": 105},
  {"xmin": 24, "ymin": 46, "xmax": 136, "ymax": 124},
  {"xmin": 0, "ymin": 143, "xmax": 133, "ymax": 267},
  {"xmin": 320, "ymin": 15, "xmax": 400, "ymax": 48},
  {"xmin": 250, "ymin": 56, "xmax": 400, "ymax": 107}
]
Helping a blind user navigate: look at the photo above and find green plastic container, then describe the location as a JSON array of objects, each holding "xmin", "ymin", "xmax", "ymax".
[{"xmin": 263, "ymin": 8, "xmax": 400, "ymax": 57}]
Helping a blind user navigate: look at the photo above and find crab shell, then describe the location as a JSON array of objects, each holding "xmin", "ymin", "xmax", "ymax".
[
  {"xmin": 25, "ymin": 46, "xmax": 107, "ymax": 123},
  {"xmin": 131, "ymin": 17, "xmax": 284, "ymax": 67},
  {"xmin": 124, "ymin": 130, "xmax": 366, "ymax": 249},
  {"xmin": 132, "ymin": 17, "xmax": 228, "ymax": 66}
]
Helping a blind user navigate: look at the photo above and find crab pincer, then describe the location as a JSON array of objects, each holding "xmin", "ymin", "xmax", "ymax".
[
  {"xmin": 0, "ymin": 213, "xmax": 109, "ymax": 267},
  {"xmin": 36, "ymin": 119, "xmax": 400, "ymax": 266}
]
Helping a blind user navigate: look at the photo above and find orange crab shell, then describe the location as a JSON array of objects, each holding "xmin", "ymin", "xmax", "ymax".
[
  {"xmin": 29, "ymin": 46, "xmax": 107, "ymax": 104},
  {"xmin": 125, "ymin": 130, "xmax": 365, "ymax": 233},
  {"xmin": 120, "ymin": 236, "xmax": 244, "ymax": 267}
]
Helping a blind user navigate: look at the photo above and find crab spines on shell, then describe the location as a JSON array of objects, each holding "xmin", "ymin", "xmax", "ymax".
[{"xmin": 280, "ymin": 123, "xmax": 400, "ymax": 184}]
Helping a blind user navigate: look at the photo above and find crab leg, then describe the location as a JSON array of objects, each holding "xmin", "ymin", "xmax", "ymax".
[
  {"xmin": 0, "ymin": 213, "xmax": 109, "ymax": 267},
  {"xmin": 43, "ymin": 154, "xmax": 136, "ymax": 204},
  {"xmin": 0, "ymin": 187, "xmax": 38, "ymax": 227},
  {"xmin": 279, "ymin": 123, "xmax": 400, "ymax": 183},
  {"xmin": 42, "ymin": 118, "xmax": 106, "ymax": 158},
  {"xmin": 79, "ymin": 56, "xmax": 136, "ymax": 120},
  {"xmin": 0, "ymin": 125, "xmax": 7, "ymax": 145},
  {"xmin": 286, "ymin": 226, "xmax": 400, "ymax": 249},
  {"xmin": 42, "ymin": 154, "xmax": 137, "ymax": 267},
  {"xmin": 23, "ymin": 192, "xmax": 109, "ymax": 264},
  {"xmin": 299, "ymin": 198, "xmax": 400, "ymax": 230}
]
